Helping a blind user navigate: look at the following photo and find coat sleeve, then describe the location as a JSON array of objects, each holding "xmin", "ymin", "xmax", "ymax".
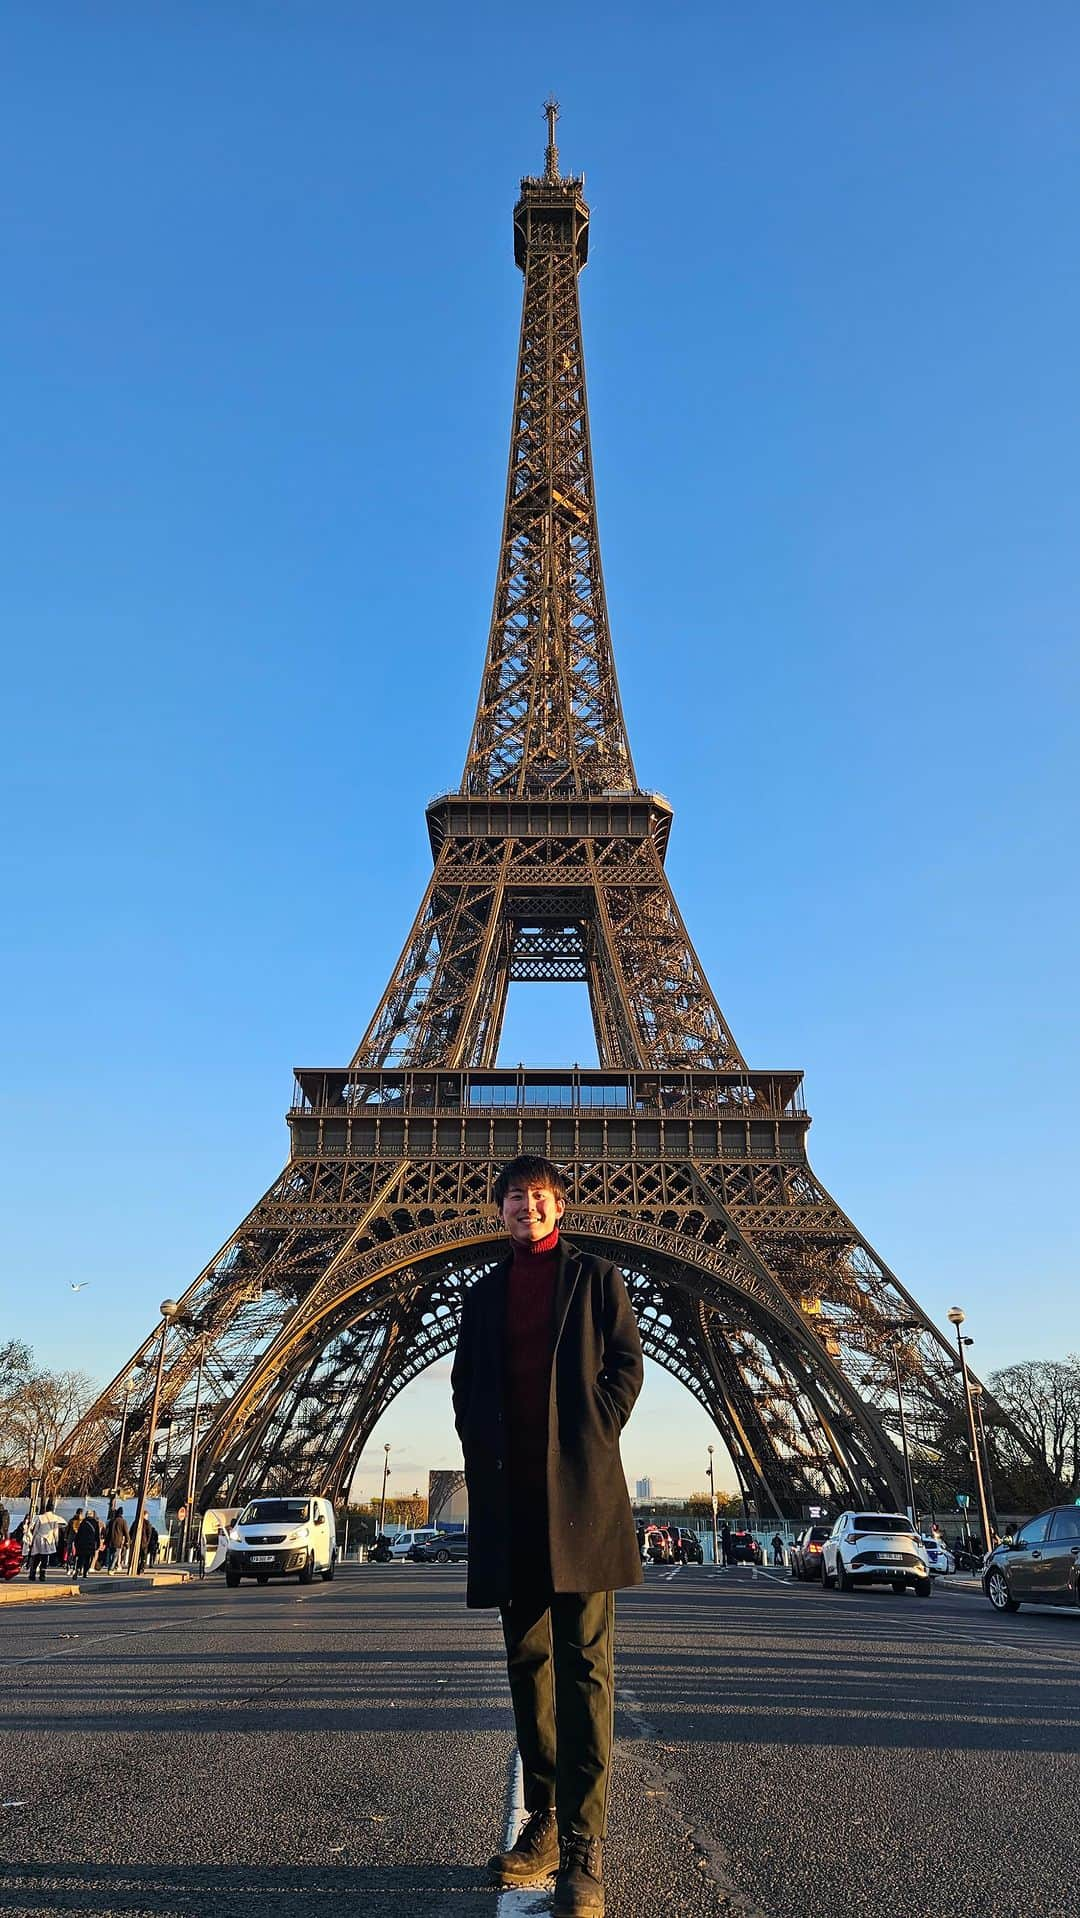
[
  {"xmin": 598, "ymin": 1264, "xmax": 644, "ymax": 1431},
  {"xmin": 450, "ymin": 1285, "xmax": 474, "ymax": 1443}
]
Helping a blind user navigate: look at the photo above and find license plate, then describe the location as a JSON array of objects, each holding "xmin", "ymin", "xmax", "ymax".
[
  {"xmin": 249, "ymin": 1555, "xmax": 274, "ymax": 1564},
  {"xmin": 880, "ymin": 1552, "xmax": 903, "ymax": 1561}
]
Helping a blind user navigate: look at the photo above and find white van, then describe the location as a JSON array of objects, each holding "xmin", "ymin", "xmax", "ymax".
[
  {"xmin": 389, "ymin": 1528, "xmax": 444, "ymax": 1561},
  {"xmin": 224, "ymin": 1495, "xmax": 338, "ymax": 1587}
]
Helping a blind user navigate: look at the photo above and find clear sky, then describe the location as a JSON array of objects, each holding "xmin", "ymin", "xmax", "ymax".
[{"xmin": 3, "ymin": 3, "xmax": 1078, "ymax": 1500}]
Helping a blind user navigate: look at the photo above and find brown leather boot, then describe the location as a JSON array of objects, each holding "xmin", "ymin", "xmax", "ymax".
[
  {"xmin": 553, "ymin": 1834, "xmax": 604, "ymax": 1915},
  {"xmin": 487, "ymin": 1806, "xmax": 559, "ymax": 1885}
]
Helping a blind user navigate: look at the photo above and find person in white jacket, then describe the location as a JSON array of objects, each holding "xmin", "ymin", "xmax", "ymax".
[{"xmin": 27, "ymin": 1506, "xmax": 62, "ymax": 1582}]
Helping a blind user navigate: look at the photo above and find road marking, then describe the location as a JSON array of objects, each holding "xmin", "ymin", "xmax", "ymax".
[
  {"xmin": 5, "ymin": 1608, "xmax": 232, "ymax": 1669},
  {"xmin": 496, "ymin": 1755, "xmax": 553, "ymax": 1916}
]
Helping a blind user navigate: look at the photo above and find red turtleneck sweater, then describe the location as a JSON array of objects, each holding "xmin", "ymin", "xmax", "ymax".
[{"xmin": 505, "ymin": 1228, "xmax": 559, "ymax": 1528}]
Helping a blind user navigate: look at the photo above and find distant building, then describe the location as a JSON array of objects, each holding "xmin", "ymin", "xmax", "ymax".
[
  {"xmin": 635, "ymin": 1476, "xmax": 653, "ymax": 1503},
  {"xmin": 428, "ymin": 1469, "xmax": 468, "ymax": 1526}
]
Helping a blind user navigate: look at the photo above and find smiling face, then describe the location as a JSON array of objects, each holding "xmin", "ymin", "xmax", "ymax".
[{"xmin": 500, "ymin": 1177, "xmax": 566, "ymax": 1248}]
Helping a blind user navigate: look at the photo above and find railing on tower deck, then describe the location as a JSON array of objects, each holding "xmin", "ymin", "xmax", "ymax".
[{"xmin": 289, "ymin": 1067, "xmax": 807, "ymax": 1122}]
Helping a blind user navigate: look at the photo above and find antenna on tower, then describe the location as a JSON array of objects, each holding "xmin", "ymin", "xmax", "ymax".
[{"xmin": 543, "ymin": 95, "xmax": 560, "ymax": 181}]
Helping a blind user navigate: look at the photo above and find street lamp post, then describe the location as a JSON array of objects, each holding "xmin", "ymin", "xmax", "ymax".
[
  {"xmin": 180, "ymin": 1340, "xmax": 208, "ymax": 1565},
  {"xmin": 128, "ymin": 1300, "xmax": 180, "ymax": 1577},
  {"xmin": 707, "ymin": 1444, "xmax": 720, "ymax": 1566},
  {"xmin": 884, "ymin": 1333, "xmax": 917, "ymax": 1522},
  {"xmin": 108, "ymin": 1378, "xmax": 134, "ymax": 1513},
  {"xmin": 947, "ymin": 1308, "xmax": 992, "ymax": 1555},
  {"xmin": 378, "ymin": 1443, "xmax": 391, "ymax": 1540},
  {"xmin": 968, "ymin": 1380, "xmax": 999, "ymax": 1539}
]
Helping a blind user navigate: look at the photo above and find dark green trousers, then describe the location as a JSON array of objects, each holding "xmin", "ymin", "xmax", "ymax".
[{"xmin": 500, "ymin": 1589, "xmax": 615, "ymax": 1841}]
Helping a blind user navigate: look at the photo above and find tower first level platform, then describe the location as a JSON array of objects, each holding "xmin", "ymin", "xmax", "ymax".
[{"xmin": 289, "ymin": 1066, "xmax": 808, "ymax": 1169}]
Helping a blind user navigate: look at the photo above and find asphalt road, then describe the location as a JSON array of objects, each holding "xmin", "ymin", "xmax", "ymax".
[{"xmin": 2, "ymin": 1562, "xmax": 1078, "ymax": 1917}]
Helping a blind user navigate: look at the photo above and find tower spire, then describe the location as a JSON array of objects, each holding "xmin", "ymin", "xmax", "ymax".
[
  {"xmin": 544, "ymin": 94, "xmax": 560, "ymax": 181},
  {"xmin": 464, "ymin": 108, "xmax": 633, "ymax": 796}
]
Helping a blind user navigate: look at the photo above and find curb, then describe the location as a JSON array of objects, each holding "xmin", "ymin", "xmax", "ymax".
[{"xmin": 0, "ymin": 1583, "xmax": 83, "ymax": 1605}]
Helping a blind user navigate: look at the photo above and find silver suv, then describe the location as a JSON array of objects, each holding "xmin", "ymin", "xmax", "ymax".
[{"xmin": 822, "ymin": 1510, "xmax": 932, "ymax": 1597}]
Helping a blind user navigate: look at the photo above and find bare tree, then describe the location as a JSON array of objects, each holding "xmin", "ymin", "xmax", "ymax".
[
  {"xmin": 0, "ymin": 1350, "xmax": 97, "ymax": 1500},
  {"xmin": 988, "ymin": 1357, "xmax": 1080, "ymax": 1495}
]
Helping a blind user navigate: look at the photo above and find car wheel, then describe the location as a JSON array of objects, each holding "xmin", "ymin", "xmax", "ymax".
[
  {"xmin": 986, "ymin": 1567, "xmax": 1019, "ymax": 1613},
  {"xmin": 790, "ymin": 1560, "xmax": 798, "ymax": 1579},
  {"xmin": 914, "ymin": 1577, "xmax": 932, "ymax": 1597},
  {"xmin": 298, "ymin": 1552, "xmax": 315, "ymax": 1586},
  {"xmin": 321, "ymin": 1555, "xmax": 336, "ymax": 1582},
  {"xmin": 891, "ymin": 1577, "xmax": 906, "ymax": 1594},
  {"xmin": 836, "ymin": 1557, "xmax": 853, "ymax": 1592},
  {"xmin": 821, "ymin": 1557, "xmax": 835, "ymax": 1589},
  {"xmin": 436, "ymin": 1548, "xmax": 451, "ymax": 1563},
  {"xmin": 226, "ymin": 1569, "xmax": 241, "ymax": 1589}
]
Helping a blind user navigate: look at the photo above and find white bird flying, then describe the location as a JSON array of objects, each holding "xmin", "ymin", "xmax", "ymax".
[{"xmin": 70, "ymin": 1282, "xmax": 90, "ymax": 1292}]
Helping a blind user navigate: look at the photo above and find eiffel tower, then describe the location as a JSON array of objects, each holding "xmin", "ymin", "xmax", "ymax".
[{"xmin": 60, "ymin": 105, "xmax": 1044, "ymax": 1523}]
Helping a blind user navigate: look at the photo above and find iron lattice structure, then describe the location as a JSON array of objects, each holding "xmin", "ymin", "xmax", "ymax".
[{"xmin": 58, "ymin": 107, "xmax": 1049, "ymax": 1522}]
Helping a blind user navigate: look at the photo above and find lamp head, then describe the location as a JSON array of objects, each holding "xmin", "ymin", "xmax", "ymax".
[
  {"xmin": 160, "ymin": 1298, "xmax": 180, "ymax": 1320},
  {"xmin": 946, "ymin": 1307, "xmax": 965, "ymax": 1327}
]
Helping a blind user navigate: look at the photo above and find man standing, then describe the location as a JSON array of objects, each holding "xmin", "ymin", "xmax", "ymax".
[
  {"xmin": 104, "ymin": 1503, "xmax": 129, "ymax": 1574},
  {"xmin": 27, "ymin": 1504, "xmax": 62, "ymax": 1580},
  {"xmin": 452, "ymin": 1154, "xmax": 643, "ymax": 1918}
]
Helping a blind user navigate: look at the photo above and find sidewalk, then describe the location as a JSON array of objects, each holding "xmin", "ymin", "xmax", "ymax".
[
  {"xmin": 0, "ymin": 1564, "xmax": 197, "ymax": 1603},
  {"xmin": 0, "ymin": 1581, "xmax": 82, "ymax": 1606}
]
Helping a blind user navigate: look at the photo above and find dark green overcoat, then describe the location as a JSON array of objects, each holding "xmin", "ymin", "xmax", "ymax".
[{"xmin": 450, "ymin": 1236, "xmax": 644, "ymax": 1609}]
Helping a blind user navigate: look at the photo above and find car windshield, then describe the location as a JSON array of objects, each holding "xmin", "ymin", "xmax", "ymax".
[
  {"xmin": 808, "ymin": 1528, "xmax": 829, "ymax": 1542},
  {"xmin": 238, "ymin": 1500, "xmax": 309, "ymax": 1524},
  {"xmin": 853, "ymin": 1514, "xmax": 914, "ymax": 1533}
]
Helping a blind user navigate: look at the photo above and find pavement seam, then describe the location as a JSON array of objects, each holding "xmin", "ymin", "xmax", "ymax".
[{"xmin": 617, "ymin": 1686, "xmax": 771, "ymax": 1917}]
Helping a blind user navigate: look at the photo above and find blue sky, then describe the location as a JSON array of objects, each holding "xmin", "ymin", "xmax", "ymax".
[{"xmin": 3, "ymin": 4, "xmax": 1078, "ymax": 1497}]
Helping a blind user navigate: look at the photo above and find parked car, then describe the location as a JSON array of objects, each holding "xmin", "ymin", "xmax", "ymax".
[
  {"xmin": 225, "ymin": 1495, "xmax": 338, "ymax": 1587},
  {"xmin": 642, "ymin": 1525, "xmax": 673, "ymax": 1563},
  {"xmin": 789, "ymin": 1524, "xmax": 830, "ymax": 1580},
  {"xmin": 670, "ymin": 1527, "xmax": 703, "ymax": 1564},
  {"xmin": 983, "ymin": 1506, "xmax": 1080, "ymax": 1614},
  {"xmin": 389, "ymin": 1528, "xmax": 445, "ymax": 1561},
  {"xmin": 821, "ymin": 1511, "xmax": 931, "ymax": 1596},
  {"xmin": 921, "ymin": 1534, "xmax": 955, "ymax": 1576},
  {"xmin": 409, "ymin": 1531, "xmax": 469, "ymax": 1564},
  {"xmin": 728, "ymin": 1530, "xmax": 763, "ymax": 1565}
]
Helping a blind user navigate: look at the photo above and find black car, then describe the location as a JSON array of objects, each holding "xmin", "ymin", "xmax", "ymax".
[
  {"xmin": 728, "ymin": 1530, "xmax": 763, "ymax": 1565},
  {"xmin": 983, "ymin": 1505, "xmax": 1080, "ymax": 1614},
  {"xmin": 672, "ymin": 1527, "xmax": 704, "ymax": 1565},
  {"xmin": 789, "ymin": 1524, "xmax": 830, "ymax": 1580},
  {"xmin": 409, "ymin": 1531, "xmax": 469, "ymax": 1564}
]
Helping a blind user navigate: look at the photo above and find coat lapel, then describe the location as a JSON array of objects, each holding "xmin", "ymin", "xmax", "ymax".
[
  {"xmin": 552, "ymin": 1237, "xmax": 583, "ymax": 1351},
  {"xmin": 485, "ymin": 1251, "xmax": 511, "ymax": 1380}
]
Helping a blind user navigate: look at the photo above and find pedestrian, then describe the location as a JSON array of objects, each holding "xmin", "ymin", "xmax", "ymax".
[
  {"xmin": 192, "ymin": 1523, "xmax": 206, "ymax": 1578},
  {"xmin": 452, "ymin": 1154, "xmax": 643, "ymax": 1918},
  {"xmin": 74, "ymin": 1510, "xmax": 101, "ymax": 1578},
  {"xmin": 65, "ymin": 1510, "xmax": 84, "ymax": 1573},
  {"xmin": 27, "ymin": 1504, "xmax": 63, "ymax": 1581},
  {"xmin": 720, "ymin": 1520, "xmax": 732, "ymax": 1566},
  {"xmin": 146, "ymin": 1523, "xmax": 160, "ymax": 1568},
  {"xmin": 104, "ymin": 1504, "xmax": 129, "ymax": 1574},
  {"xmin": 771, "ymin": 1532, "xmax": 784, "ymax": 1566},
  {"xmin": 0, "ymin": 1499, "xmax": 9, "ymax": 1541}
]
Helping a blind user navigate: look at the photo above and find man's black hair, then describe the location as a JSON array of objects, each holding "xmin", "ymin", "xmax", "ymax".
[{"xmin": 493, "ymin": 1154, "xmax": 568, "ymax": 1207}]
